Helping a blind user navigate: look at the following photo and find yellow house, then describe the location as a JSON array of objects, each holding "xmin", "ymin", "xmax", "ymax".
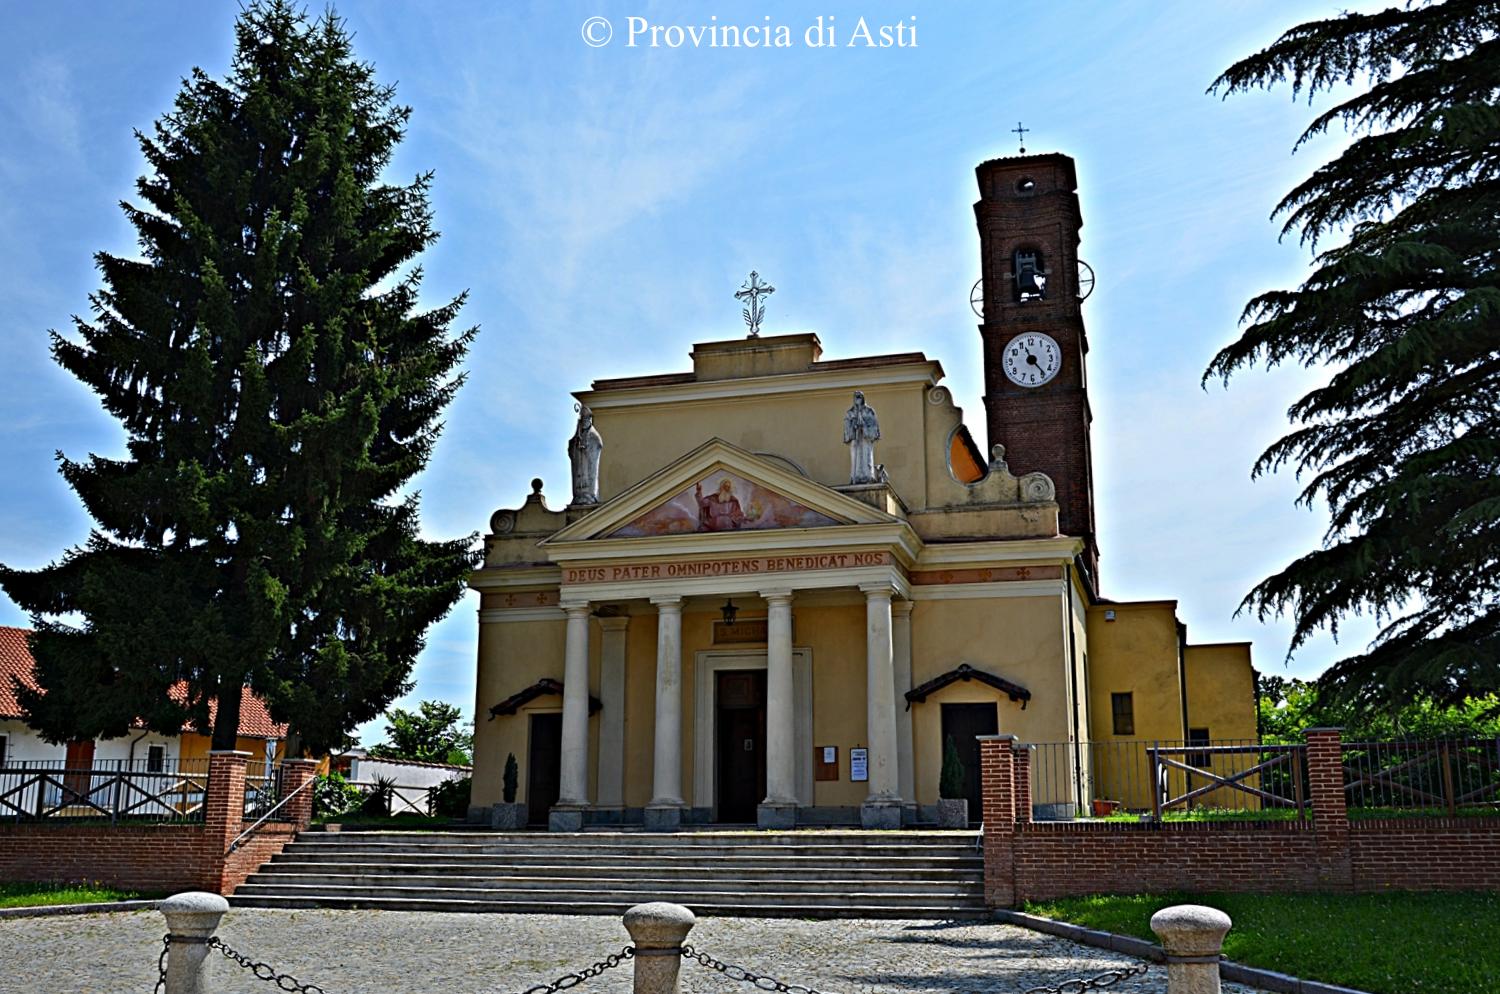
[{"xmin": 467, "ymin": 150, "xmax": 1256, "ymax": 829}]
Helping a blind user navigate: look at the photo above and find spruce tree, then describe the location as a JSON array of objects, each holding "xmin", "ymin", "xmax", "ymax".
[
  {"xmin": 0, "ymin": 1, "xmax": 477, "ymax": 753},
  {"xmin": 1208, "ymin": 0, "xmax": 1500, "ymax": 709}
]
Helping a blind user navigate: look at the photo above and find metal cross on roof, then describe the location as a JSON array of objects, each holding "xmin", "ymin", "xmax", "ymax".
[
  {"xmin": 1012, "ymin": 121, "xmax": 1029, "ymax": 154},
  {"xmin": 736, "ymin": 271, "xmax": 775, "ymax": 338}
]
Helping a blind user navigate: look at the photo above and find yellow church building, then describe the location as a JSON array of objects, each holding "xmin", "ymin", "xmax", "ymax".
[{"xmin": 467, "ymin": 151, "xmax": 1256, "ymax": 830}]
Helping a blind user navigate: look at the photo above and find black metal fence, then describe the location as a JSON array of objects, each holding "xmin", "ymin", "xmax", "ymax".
[
  {"xmin": 1342, "ymin": 736, "xmax": 1500, "ymax": 816},
  {"xmin": 0, "ymin": 758, "xmax": 212, "ymax": 824}
]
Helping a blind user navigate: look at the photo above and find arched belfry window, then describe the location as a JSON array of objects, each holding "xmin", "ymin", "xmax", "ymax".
[{"xmin": 1014, "ymin": 248, "xmax": 1046, "ymax": 302}]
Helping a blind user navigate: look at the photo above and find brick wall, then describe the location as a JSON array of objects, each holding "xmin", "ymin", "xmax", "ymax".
[
  {"xmin": 0, "ymin": 751, "xmax": 315, "ymax": 896},
  {"xmin": 982, "ymin": 729, "xmax": 1500, "ymax": 906}
]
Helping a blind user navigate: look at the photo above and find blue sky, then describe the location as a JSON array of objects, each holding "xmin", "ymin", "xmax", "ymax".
[{"xmin": 0, "ymin": 1, "xmax": 1385, "ymax": 746}]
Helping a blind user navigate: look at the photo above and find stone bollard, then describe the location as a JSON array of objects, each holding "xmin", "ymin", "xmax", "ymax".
[
  {"xmin": 623, "ymin": 901, "xmax": 696, "ymax": 994},
  {"xmin": 1150, "ymin": 904, "xmax": 1232, "ymax": 994},
  {"xmin": 159, "ymin": 891, "xmax": 230, "ymax": 994}
]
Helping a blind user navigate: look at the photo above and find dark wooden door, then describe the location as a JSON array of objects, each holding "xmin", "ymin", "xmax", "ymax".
[
  {"xmin": 940, "ymin": 703, "xmax": 998, "ymax": 825},
  {"xmin": 716, "ymin": 670, "xmax": 766, "ymax": 823},
  {"xmin": 526, "ymin": 713, "xmax": 563, "ymax": 826},
  {"xmin": 63, "ymin": 739, "xmax": 95, "ymax": 801}
]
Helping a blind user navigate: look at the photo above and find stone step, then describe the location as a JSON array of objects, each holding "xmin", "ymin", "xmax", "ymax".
[
  {"xmin": 281, "ymin": 841, "xmax": 981, "ymax": 860},
  {"xmin": 230, "ymin": 883, "xmax": 988, "ymax": 914},
  {"xmin": 243, "ymin": 871, "xmax": 984, "ymax": 896},
  {"xmin": 230, "ymin": 892, "xmax": 985, "ymax": 919},
  {"xmin": 302, "ymin": 830, "xmax": 979, "ymax": 846},
  {"xmin": 255, "ymin": 860, "xmax": 980, "ymax": 882},
  {"xmin": 270, "ymin": 849, "xmax": 980, "ymax": 870}
]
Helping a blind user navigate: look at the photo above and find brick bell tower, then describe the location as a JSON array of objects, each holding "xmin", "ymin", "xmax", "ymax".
[{"xmin": 974, "ymin": 152, "xmax": 1099, "ymax": 588}]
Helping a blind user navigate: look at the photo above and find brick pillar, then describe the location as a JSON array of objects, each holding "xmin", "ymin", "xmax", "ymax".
[
  {"xmin": 202, "ymin": 751, "xmax": 250, "ymax": 893},
  {"xmin": 979, "ymin": 735, "xmax": 1017, "ymax": 907},
  {"xmin": 1305, "ymin": 727, "xmax": 1352, "ymax": 889},
  {"xmin": 279, "ymin": 759, "xmax": 319, "ymax": 830},
  {"xmin": 1012, "ymin": 741, "xmax": 1033, "ymax": 825}
]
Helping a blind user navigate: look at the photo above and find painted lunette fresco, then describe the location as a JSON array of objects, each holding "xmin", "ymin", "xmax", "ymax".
[{"xmin": 609, "ymin": 470, "xmax": 840, "ymax": 537}]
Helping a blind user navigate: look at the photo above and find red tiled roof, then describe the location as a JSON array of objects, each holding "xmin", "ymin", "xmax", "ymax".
[{"xmin": 0, "ymin": 626, "xmax": 287, "ymax": 739}]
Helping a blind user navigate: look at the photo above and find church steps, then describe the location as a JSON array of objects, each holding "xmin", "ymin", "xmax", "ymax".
[{"xmin": 238, "ymin": 830, "xmax": 987, "ymax": 918}]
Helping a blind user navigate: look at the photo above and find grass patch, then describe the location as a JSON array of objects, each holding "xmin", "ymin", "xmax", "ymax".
[
  {"xmin": 1021, "ymin": 890, "xmax": 1500, "ymax": 994},
  {"xmin": 1092, "ymin": 807, "xmax": 1304, "ymax": 823},
  {"xmin": 0, "ymin": 880, "xmax": 164, "ymax": 909}
]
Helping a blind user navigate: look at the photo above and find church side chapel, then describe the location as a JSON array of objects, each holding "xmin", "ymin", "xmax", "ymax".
[{"xmin": 468, "ymin": 150, "xmax": 1256, "ymax": 830}]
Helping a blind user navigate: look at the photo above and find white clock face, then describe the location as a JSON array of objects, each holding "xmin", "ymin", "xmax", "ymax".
[{"xmin": 1002, "ymin": 333, "xmax": 1062, "ymax": 388}]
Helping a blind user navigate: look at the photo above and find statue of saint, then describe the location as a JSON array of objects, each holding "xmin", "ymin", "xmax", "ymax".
[
  {"xmin": 843, "ymin": 390, "xmax": 881, "ymax": 484},
  {"xmin": 695, "ymin": 478, "xmax": 745, "ymax": 532},
  {"xmin": 568, "ymin": 405, "xmax": 603, "ymax": 506}
]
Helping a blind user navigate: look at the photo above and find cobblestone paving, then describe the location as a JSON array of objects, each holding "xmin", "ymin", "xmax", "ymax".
[{"xmin": 0, "ymin": 908, "xmax": 1265, "ymax": 994}]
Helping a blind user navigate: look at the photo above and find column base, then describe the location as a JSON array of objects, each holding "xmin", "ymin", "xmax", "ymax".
[
  {"xmin": 643, "ymin": 803, "xmax": 683, "ymax": 832},
  {"xmin": 860, "ymin": 798, "xmax": 903, "ymax": 830},
  {"xmin": 756, "ymin": 801, "xmax": 798, "ymax": 830},
  {"xmin": 901, "ymin": 802, "xmax": 920, "ymax": 827},
  {"xmin": 548, "ymin": 803, "xmax": 588, "ymax": 832}
]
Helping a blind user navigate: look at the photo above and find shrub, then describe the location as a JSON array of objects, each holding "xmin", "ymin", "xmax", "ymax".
[
  {"xmin": 312, "ymin": 772, "xmax": 362, "ymax": 819},
  {"xmin": 429, "ymin": 774, "xmax": 472, "ymax": 818},
  {"xmin": 359, "ymin": 774, "xmax": 397, "ymax": 816},
  {"xmin": 502, "ymin": 753, "xmax": 519, "ymax": 803},
  {"xmin": 939, "ymin": 735, "xmax": 966, "ymax": 800}
]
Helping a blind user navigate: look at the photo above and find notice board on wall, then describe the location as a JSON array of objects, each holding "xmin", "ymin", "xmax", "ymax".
[{"xmin": 815, "ymin": 745, "xmax": 838, "ymax": 781}]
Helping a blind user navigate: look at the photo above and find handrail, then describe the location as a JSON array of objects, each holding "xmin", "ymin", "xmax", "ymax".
[{"xmin": 227, "ymin": 772, "xmax": 317, "ymax": 854}]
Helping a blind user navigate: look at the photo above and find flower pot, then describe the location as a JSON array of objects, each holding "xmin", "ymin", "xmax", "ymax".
[
  {"xmin": 489, "ymin": 801, "xmax": 527, "ymax": 830},
  {"xmin": 1092, "ymin": 799, "xmax": 1122, "ymax": 817},
  {"xmin": 936, "ymin": 797, "xmax": 969, "ymax": 829}
]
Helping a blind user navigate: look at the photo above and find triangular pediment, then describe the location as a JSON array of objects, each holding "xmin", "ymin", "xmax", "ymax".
[{"xmin": 544, "ymin": 439, "xmax": 898, "ymax": 545}]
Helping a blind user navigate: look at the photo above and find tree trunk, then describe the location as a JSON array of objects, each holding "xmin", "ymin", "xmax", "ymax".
[{"xmin": 211, "ymin": 677, "xmax": 242, "ymax": 751}]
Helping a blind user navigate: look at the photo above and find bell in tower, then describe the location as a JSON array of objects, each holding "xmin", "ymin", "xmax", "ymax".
[{"xmin": 1014, "ymin": 249, "xmax": 1046, "ymax": 302}]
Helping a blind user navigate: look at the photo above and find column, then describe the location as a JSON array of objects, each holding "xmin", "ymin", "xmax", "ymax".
[
  {"xmin": 860, "ymin": 583, "xmax": 902, "ymax": 829},
  {"xmin": 550, "ymin": 602, "xmax": 591, "ymax": 831},
  {"xmin": 646, "ymin": 596, "xmax": 685, "ymax": 830},
  {"xmin": 758, "ymin": 590, "xmax": 797, "ymax": 829},
  {"xmin": 596, "ymin": 616, "xmax": 630, "ymax": 816},
  {"xmin": 892, "ymin": 599, "xmax": 916, "ymax": 824}
]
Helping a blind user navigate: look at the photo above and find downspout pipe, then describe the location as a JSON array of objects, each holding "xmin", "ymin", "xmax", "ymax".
[{"xmin": 1065, "ymin": 563, "xmax": 1085, "ymax": 816}]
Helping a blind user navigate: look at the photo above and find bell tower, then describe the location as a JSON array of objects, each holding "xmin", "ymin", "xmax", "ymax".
[{"xmin": 974, "ymin": 152, "xmax": 1099, "ymax": 587}]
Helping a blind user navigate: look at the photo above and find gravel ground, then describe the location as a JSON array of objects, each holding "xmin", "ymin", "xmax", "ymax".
[{"xmin": 0, "ymin": 908, "xmax": 1265, "ymax": 994}]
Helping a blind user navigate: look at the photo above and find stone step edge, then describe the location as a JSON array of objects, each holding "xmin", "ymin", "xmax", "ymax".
[
  {"xmin": 235, "ymin": 883, "xmax": 984, "ymax": 900},
  {"xmin": 0, "ymin": 899, "xmax": 162, "ymax": 920},
  {"xmin": 281, "ymin": 845, "xmax": 982, "ymax": 857},
  {"xmin": 256, "ymin": 863, "xmax": 981, "ymax": 878},
  {"xmin": 246, "ymin": 873, "xmax": 983, "ymax": 887},
  {"xmin": 993, "ymin": 910, "xmax": 1372, "ymax": 994},
  {"xmin": 228, "ymin": 896, "xmax": 986, "ymax": 917}
]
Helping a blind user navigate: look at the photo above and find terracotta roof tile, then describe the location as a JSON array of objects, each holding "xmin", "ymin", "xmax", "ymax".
[{"xmin": 0, "ymin": 626, "xmax": 286, "ymax": 739}]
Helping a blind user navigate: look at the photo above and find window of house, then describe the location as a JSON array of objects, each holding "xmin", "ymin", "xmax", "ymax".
[
  {"xmin": 146, "ymin": 744, "xmax": 166, "ymax": 773},
  {"xmin": 1188, "ymin": 727, "xmax": 1211, "ymax": 769},
  {"xmin": 1111, "ymin": 693, "xmax": 1134, "ymax": 736}
]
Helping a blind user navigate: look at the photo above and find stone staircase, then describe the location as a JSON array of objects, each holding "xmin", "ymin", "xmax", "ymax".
[{"xmin": 231, "ymin": 829, "xmax": 987, "ymax": 918}]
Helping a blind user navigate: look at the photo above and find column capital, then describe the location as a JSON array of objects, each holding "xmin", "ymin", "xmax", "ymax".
[
  {"xmin": 891, "ymin": 599, "xmax": 913, "ymax": 618},
  {"xmin": 858, "ymin": 582, "xmax": 896, "ymax": 600},
  {"xmin": 650, "ymin": 595, "xmax": 684, "ymax": 610},
  {"xmin": 597, "ymin": 615, "xmax": 630, "ymax": 632},
  {"xmin": 561, "ymin": 600, "xmax": 592, "ymax": 616},
  {"xmin": 760, "ymin": 589, "xmax": 794, "ymax": 604}
]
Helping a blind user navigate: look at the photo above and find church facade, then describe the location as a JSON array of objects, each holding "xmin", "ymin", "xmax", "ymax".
[{"xmin": 467, "ymin": 152, "xmax": 1256, "ymax": 830}]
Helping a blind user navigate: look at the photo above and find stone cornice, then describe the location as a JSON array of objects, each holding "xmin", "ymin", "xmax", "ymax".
[{"xmin": 574, "ymin": 359, "xmax": 942, "ymax": 411}]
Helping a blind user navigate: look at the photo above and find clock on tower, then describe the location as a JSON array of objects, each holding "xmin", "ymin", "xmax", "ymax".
[{"xmin": 973, "ymin": 152, "xmax": 1100, "ymax": 587}]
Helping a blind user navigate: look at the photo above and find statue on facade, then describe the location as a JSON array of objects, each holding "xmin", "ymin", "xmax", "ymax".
[
  {"xmin": 843, "ymin": 391, "xmax": 882, "ymax": 485},
  {"xmin": 568, "ymin": 404, "xmax": 603, "ymax": 506}
]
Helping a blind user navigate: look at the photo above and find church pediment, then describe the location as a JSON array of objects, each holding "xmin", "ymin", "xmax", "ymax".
[{"xmin": 544, "ymin": 439, "xmax": 897, "ymax": 545}]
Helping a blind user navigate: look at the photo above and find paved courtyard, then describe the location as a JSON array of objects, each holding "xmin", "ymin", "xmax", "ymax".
[{"xmin": 0, "ymin": 908, "xmax": 1265, "ymax": 994}]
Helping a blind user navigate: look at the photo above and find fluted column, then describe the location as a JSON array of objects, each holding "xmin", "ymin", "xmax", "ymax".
[
  {"xmin": 550, "ymin": 602, "xmax": 592, "ymax": 831},
  {"xmin": 860, "ymin": 583, "xmax": 902, "ymax": 829},
  {"xmin": 646, "ymin": 596, "xmax": 685, "ymax": 830},
  {"xmin": 758, "ymin": 590, "xmax": 797, "ymax": 829},
  {"xmin": 892, "ymin": 599, "xmax": 916, "ymax": 824}
]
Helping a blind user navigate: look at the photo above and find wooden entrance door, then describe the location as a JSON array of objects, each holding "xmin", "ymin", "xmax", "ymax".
[
  {"xmin": 526, "ymin": 713, "xmax": 563, "ymax": 826},
  {"xmin": 940, "ymin": 703, "xmax": 998, "ymax": 825},
  {"xmin": 63, "ymin": 739, "xmax": 95, "ymax": 802},
  {"xmin": 715, "ymin": 670, "xmax": 766, "ymax": 823}
]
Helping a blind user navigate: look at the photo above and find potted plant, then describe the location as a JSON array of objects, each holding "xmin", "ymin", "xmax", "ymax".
[
  {"xmin": 936, "ymin": 735, "xmax": 969, "ymax": 828},
  {"xmin": 488, "ymin": 753, "xmax": 527, "ymax": 829}
]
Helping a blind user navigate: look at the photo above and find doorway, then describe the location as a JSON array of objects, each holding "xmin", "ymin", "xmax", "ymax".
[
  {"xmin": 940, "ymin": 702, "xmax": 998, "ymax": 825},
  {"xmin": 63, "ymin": 739, "xmax": 95, "ymax": 802},
  {"xmin": 715, "ymin": 670, "xmax": 767, "ymax": 823},
  {"xmin": 526, "ymin": 712, "xmax": 563, "ymax": 826}
]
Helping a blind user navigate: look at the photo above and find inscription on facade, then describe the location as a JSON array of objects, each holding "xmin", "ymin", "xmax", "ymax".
[{"xmin": 563, "ymin": 551, "xmax": 891, "ymax": 585}]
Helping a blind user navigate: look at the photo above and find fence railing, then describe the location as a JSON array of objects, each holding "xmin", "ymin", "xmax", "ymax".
[
  {"xmin": 1029, "ymin": 738, "xmax": 1298, "ymax": 819},
  {"xmin": 0, "ymin": 758, "xmax": 212, "ymax": 824},
  {"xmin": 243, "ymin": 768, "xmax": 286, "ymax": 822},
  {"xmin": 343, "ymin": 778, "xmax": 442, "ymax": 816},
  {"xmin": 1341, "ymin": 736, "xmax": 1500, "ymax": 816}
]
